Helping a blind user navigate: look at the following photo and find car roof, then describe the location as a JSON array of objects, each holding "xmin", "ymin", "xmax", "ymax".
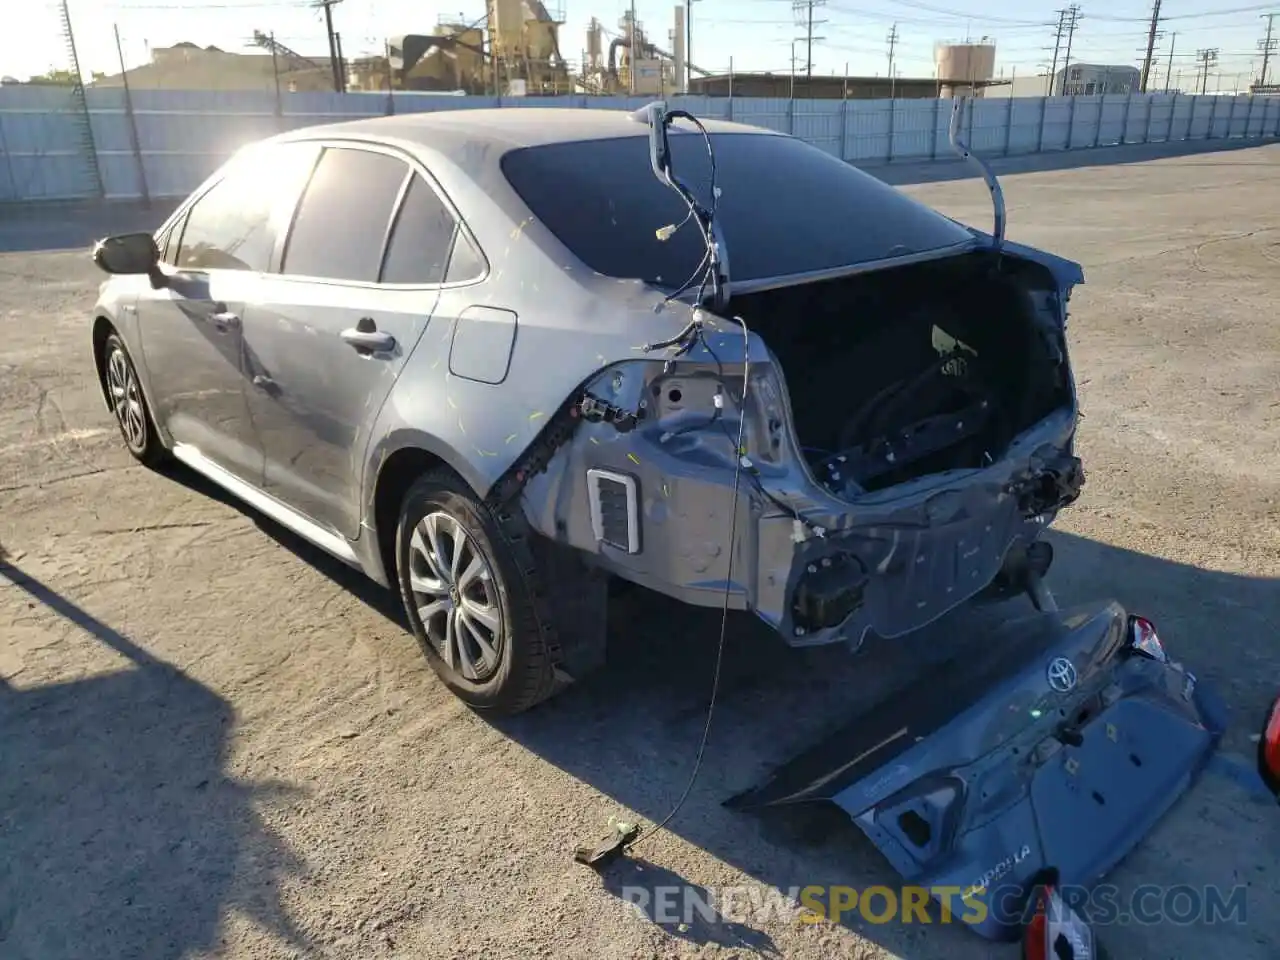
[{"xmin": 272, "ymin": 107, "xmax": 781, "ymax": 156}]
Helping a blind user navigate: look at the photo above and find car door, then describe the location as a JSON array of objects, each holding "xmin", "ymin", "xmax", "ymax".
[
  {"xmin": 136, "ymin": 143, "xmax": 318, "ymax": 483},
  {"xmin": 241, "ymin": 143, "xmax": 462, "ymax": 539}
]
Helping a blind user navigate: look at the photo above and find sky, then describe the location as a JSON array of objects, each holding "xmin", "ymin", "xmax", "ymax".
[{"xmin": 4, "ymin": 0, "xmax": 1277, "ymax": 93}]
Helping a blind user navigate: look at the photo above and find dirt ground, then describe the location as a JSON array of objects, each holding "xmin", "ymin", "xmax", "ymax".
[{"xmin": 2, "ymin": 142, "xmax": 1279, "ymax": 960}]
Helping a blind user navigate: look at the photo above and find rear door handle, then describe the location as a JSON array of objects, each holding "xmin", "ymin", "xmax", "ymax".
[{"xmin": 340, "ymin": 325, "xmax": 396, "ymax": 354}]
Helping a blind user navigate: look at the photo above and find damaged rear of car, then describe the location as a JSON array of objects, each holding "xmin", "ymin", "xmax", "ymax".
[{"xmin": 505, "ymin": 105, "xmax": 1085, "ymax": 651}]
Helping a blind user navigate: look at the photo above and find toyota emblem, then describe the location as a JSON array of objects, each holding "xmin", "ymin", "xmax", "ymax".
[{"xmin": 1047, "ymin": 657, "xmax": 1078, "ymax": 693}]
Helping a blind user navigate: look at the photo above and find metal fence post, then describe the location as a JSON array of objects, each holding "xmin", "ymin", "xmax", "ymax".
[
  {"xmin": 930, "ymin": 97, "xmax": 941, "ymax": 159},
  {"xmin": 839, "ymin": 97, "xmax": 848, "ymax": 160},
  {"xmin": 886, "ymin": 96, "xmax": 895, "ymax": 162},
  {"xmin": 1037, "ymin": 95, "xmax": 1048, "ymax": 153},
  {"xmin": 1225, "ymin": 95, "xmax": 1237, "ymax": 138},
  {"xmin": 1118, "ymin": 93, "xmax": 1132, "ymax": 144},
  {"xmin": 1141, "ymin": 95, "xmax": 1151, "ymax": 144},
  {"xmin": 1167, "ymin": 91, "xmax": 1177, "ymax": 141},
  {"xmin": 1065, "ymin": 95, "xmax": 1077, "ymax": 148},
  {"xmin": 1003, "ymin": 95, "xmax": 1014, "ymax": 155},
  {"xmin": 1206, "ymin": 94, "xmax": 1217, "ymax": 138},
  {"xmin": 788, "ymin": 95, "xmax": 795, "ymax": 136},
  {"xmin": 1245, "ymin": 94, "xmax": 1256, "ymax": 138},
  {"xmin": 1092, "ymin": 97, "xmax": 1104, "ymax": 148}
]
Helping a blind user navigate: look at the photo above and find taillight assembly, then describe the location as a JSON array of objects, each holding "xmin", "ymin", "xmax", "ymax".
[{"xmin": 1126, "ymin": 615, "xmax": 1168, "ymax": 663}]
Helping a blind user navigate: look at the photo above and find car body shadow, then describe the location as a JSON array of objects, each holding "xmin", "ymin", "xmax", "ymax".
[
  {"xmin": 488, "ymin": 529, "xmax": 1279, "ymax": 957},
  {"xmin": 0, "ymin": 555, "xmax": 310, "ymax": 959},
  {"xmin": 155, "ymin": 459, "xmax": 408, "ymax": 627},
  {"xmin": 140, "ymin": 460, "xmax": 1280, "ymax": 955}
]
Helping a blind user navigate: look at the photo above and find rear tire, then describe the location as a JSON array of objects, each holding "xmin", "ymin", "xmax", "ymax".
[
  {"xmin": 102, "ymin": 332, "xmax": 166, "ymax": 467},
  {"xmin": 394, "ymin": 469, "xmax": 561, "ymax": 714}
]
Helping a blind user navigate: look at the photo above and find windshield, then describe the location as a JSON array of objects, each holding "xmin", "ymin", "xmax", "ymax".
[{"xmin": 500, "ymin": 131, "xmax": 973, "ymax": 288}]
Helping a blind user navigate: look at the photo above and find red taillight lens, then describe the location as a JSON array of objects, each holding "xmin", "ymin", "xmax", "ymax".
[
  {"xmin": 1262, "ymin": 699, "xmax": 1280, "ymax": 794},
  {"xmin": 1022, "ymin": 890, "xmax": 1049, "ymax": 960}
]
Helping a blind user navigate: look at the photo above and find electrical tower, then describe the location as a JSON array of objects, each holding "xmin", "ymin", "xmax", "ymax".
[
  {"xmin": 792, "ymin": 0, "xmax": 827, "ymax": 81},
  {"xmin": 1195, "ymin": 47, "xmax": 1219, "ymax": 94},
  {"xmin": 1260, "ymin": 13, "xmax": 1278, "ymax": 88},
  {"xmin": 1139, "ymin": 0, "xmax": 1163, "ymax": 92},
  {"xmin": 887, "ymin": 22, "xmax": 900, "ymax": 98}
]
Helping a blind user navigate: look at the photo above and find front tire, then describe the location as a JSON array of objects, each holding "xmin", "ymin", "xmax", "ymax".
[
  {"xmin": 102, "ymin": 332, "xmax": 165, "ymax": 467},
  {"xmin": 394, "ymin": 469, "xmax": 561, "ymax": 714}
]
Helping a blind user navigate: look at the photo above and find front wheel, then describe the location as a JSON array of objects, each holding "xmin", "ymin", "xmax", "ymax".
[
  {"xmin": 102, "ymin": 332, "xmax": 166, "ymax": 467},
  {"xmin": 394, "ymin": 469, "xmax": 561, "ymax": 714}
]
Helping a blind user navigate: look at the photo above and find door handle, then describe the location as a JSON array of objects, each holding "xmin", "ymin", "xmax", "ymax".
[{"xmin": 340, "ymin": 323, "xmax": 396, "ymax": 354}]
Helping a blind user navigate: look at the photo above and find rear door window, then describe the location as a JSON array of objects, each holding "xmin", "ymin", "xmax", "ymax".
[
  {"xmin": 281, "ymin": 147, "xmax": 409, "ymax": 283},
  {"xmin": 379, "ymin": 173, "xmax": 457, "ymax": 285}
]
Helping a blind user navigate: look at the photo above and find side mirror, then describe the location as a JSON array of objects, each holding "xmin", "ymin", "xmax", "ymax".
[
  {"xmin": 1259, "ymin": 695, "xmax": 1280, "ymax": 800},
  {"xmin": 92, "ymin": 232, "xmax": 160, "ymax": 277}
]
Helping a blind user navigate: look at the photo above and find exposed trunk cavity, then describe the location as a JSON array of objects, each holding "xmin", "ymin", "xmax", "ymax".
[{"xmin": 730, "ymin": 251, "xmax": 1072, "ymax": 496}]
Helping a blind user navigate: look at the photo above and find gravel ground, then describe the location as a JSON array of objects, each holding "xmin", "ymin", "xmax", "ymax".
[{"xmin": 2, "ymin": 142, "xmax": 1279, "ymax": 960}]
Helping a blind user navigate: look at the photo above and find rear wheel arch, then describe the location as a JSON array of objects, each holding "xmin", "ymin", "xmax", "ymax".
[{"xmin": 372, "ymin": 445, "xmax": 453, "ymax": 587}]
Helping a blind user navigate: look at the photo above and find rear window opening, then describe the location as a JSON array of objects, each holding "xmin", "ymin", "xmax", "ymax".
[{"xmin": 499, "ymin": 132, "xmax": 973, "ymax": 287}]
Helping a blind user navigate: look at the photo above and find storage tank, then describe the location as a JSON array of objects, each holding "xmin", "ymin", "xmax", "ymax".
[
  {"xmin": 489, "ymin": 0, "xmax": 525, "ymax": 57},
  {"xmin": 935, "ymin": 40, "xmax": 996, "ymax": 97}
]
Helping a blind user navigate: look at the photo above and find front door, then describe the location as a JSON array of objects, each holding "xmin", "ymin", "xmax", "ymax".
[
  {"xmin": 242, "ymin": 146, "xmax": 459, "ymax": 539},
  {"xmin": 137, "ymin": 142, "xmax": 319, "ymax": 484}
]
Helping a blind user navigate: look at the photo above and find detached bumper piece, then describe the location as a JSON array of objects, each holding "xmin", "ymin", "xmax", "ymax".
[{"xmin": 726, "ymin": 601, "xmax": 1226, "ymax": 941}]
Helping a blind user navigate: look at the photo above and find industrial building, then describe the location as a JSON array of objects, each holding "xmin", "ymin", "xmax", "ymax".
[
  {"xmin": 689, "ymin": 39, "xmax": 1002, "ymax": 99},
  {"xmin": 1055, "ymin": 63, "xmax": 1141, "ymax": 95},
  {"xmin": 88, "ymin": 8, "xmax": 1018, "ymax": 101},
  {"xmin": 90, "ymin": 40, "xmax": 335, "ymax": 93},
  {"xmin": 687, "ymin": 73, "xmax": 1005, "ymax": 100}
]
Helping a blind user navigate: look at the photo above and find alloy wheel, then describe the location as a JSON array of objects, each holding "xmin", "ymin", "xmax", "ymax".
[
  {"xmin": 407, "ymin": 511, "xmax": 504, "ymax": 682},
  {"xmin": 106, "ymin": 345, "xmax": 147, "ymax": 452}
]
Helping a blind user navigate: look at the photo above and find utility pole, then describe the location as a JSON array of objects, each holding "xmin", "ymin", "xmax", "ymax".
[
  {"xmin": 313, "ymin": 0, "xmax": 344, "ymax": 93},
  {"xmin": 1260, "ymin": 13, "xmax": 1278, "ymax": 88},
  {"xmin": 887, "ymin": 22, "xmax": 899, "ymax": 98},
  {"xmin": 1046, "ymin": 9, "xmax": 1068, "ymax": 95},
  {"xmin": 1165, "ymin": 30, "xmax": 1177, "ymax": 92},
  {"xmin": 792, "ymin": 0, "xmax": 826, "ymax": 82},
  {"xmin": 1139, "ymin": 0, "xmax": 1163, "ymax": 92},
  {"xmin": 1061, "ymin": 4, "xmax": 1082, "ymax": 91},
  {"xmin": 1196, "ymin": 47, "xmax": 1219, "ymax": 95}
]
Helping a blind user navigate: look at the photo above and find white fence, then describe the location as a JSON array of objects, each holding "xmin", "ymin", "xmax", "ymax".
[{"xmin": 1, "ymin": 85, "xmax": 1278, "ymax": 203}]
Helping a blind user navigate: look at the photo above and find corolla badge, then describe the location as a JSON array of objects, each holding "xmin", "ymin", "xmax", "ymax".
[
  {"xmin": 1047, "ymin": 657, "xmax": 1078, "ymax": 693},
  {"xmin": 963, "ymin": 844, "xmax": 1032, "ymax": 900}
]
